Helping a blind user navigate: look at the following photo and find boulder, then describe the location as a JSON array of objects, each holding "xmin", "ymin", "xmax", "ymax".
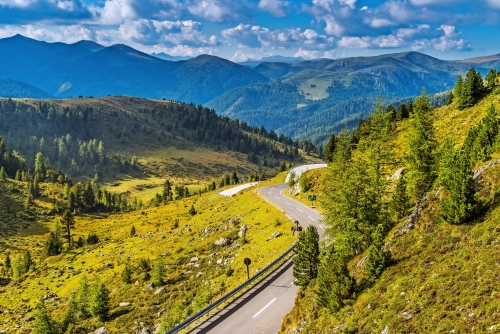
[
  {"xmin": 154, "ymin": 287, "xmax": 165, "ymax": 295},
  {"xmin": 42, "ymin": 292, "xmax": 58, "ymax": 300},
  {"xmin": 145, "ymin": 283, "xmax": 154, "ymax": 291},
  {"xmin": 238, "ymin": 224, "xmax": 251, "ymax": 238},
  {"xmin": 214, "ymin": 238, "xmax": 231, "ymax": 246},
  {"xmin": 266, "ymin": 232, "xmax": 282, "ymax": 241},
  {"xmin": 119, "ymin": 302, "xmax": 131, "ymax": 307},
  {"xmin": 190, "ymin": 257, "xmax": 199, "ymax": 263},
  {"xmin": 95, "ymin": 327, "xmax": 109, "ymax": 334}
]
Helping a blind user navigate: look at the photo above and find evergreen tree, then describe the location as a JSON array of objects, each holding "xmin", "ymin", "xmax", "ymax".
[
  {"xmin": 122, "ymin": 264, "xmax": 133, "ymax": 284},
  {"xmin": 77, "ymin": 276, "xmax": 90, "ymax": 319},
  {"xmin": 323, "ymin": 133, "xmax": 337, "ymax": 163},
  {"xmin": 391, "ymin": 171, "xmax": 410, "ymax": 220},
  {"xmin": 61, "ymin": 210, "xmax": 75, "ymax": 249},
  {"xmin": 287, "ymin": 171, "xmax": 296, "ymax": 188},
  {"xmin": 89, "ymin": 282, "xmax": 110, "ymax": 321},
  {"xmin": 299, "ymin": 173, "xmax": 310, "ymax": 192},
  {"xmin": 454, "ymin": 74, "xmax": 464, "ymax": 109},
  {"xmin": 153, "ymin": 256, "xmax": 165, "ymax": 287},
  {"xmin": 0, "ymin": 166, "xmax": 6, "ymax": 180},
  {"xmin": 316, "ymin": 250, "xmax": 355, "ymax": 313},
  {"xmin": 364, "ymin": 224, "xmax": 392, "ymax": 282},
  {"xmin": 446, "ymin": 91, "xmax": 454, "ymax": 105},
  {"xmin": 440, "ymin": 151, "xmax": 478, "ymax": 224},
  {"xmin": 485, "ymin": 69, "xmax": 497, "ymax": 88},
  {"xmin": 162, "ymin": 179, "xmax": 172, "ymax": 203},
  {"xmin": 406, "ymin": 91, "xmax": 437, "ymax": 200},
  {"xmin": 188, "ymin": 204, "xmax": 197, "ymax": 216},
  {"xmin": 279, "ymin": 160, "xmax": 287, "ymax": 172},
  {"xmin": 43, "ymin": 232, "xmax": 61, "ymax": 258},
  {"xmin": 32, "ymin": 298, "xmax": 59, "ymax": 334},
  {"xmin": 61, "ymin": 290, "xmax": 78, "ymax": 331},
  {"xmin": 293, "ymin": 225, "xmax": 320, "ymax": 286},
  {"xmin": 130, "ymin": 225, "xmax": 136, "ymax": 237},
  {"xmin": 4, "ymin": 251, "xmax": 11, "ymax": 270},
  {"xmin": 22, "ymin": 250, "xmax": 33, "ymax": 273}
]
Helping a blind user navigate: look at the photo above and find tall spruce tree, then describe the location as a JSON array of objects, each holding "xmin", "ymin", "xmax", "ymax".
[
  {"xmin": 153, "ymin": 256, "xmax": 165, "ymax": 287},
  {"xmin": 364, "ymin": 224, "xmax": 392, "ymax": 282},
  {"xmin": 440, "ymin": 151, "xmax": 478, "ymax": 224},
  {"xmin": 391, "ymin": 171, "xmax": 410, "ymax": 220},
  {"xmin": 293, "ymin": 225, "xmax": 320, "ymax": 286},
  {"xmin": 89, "ymin": 282, "xmax": 111, "ymax": 321},
  {"xmin": 316, "ymin": 250, "xmax": 355, "ymax": 313},
  {"xmin": 406, "ymin": 91, "xmax": 437, "ymax": 200},
  {"xmin": 77, "ymin": 276, "xmax": 90, "ymax": 319},
  {"xmin": 454, "ymin": 74, "xmax": 464, "ymax": 108},
  {"xmin": 61, "ymin": 210, "xmax": 75, "ymax": 249},
  {"xmin": 32, "ymin": 298, "xmax": 59, "ymax": 334}
]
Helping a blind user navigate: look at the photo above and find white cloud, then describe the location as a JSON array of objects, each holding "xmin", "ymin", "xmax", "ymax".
[
  {"xmin": 230, "ymin": 50, "xmax": 251, "ymax": 62},
  {"xmin": 185, "ymin": 0, "xmax": 252, "ymax": 23},
  {"xmin": 222, "ymin": 24, "xmax": 334, "ymax": 50},
  {"xmin": 338, "ymin": 36, "xmax": 371, "ymax": 48},
  {"xmin": 486, "ymin": 0, "xmax": 500, "ymax": 9},
  {"xmin": 0, "ymin": 24, "xmax": 94, "ymax": 42},
  {"xmin": 258, "ymin": 0, "xmax": 289, "ymax": 17},
  {"xmin": 323, "ymin": 50, "xmax": 336, "ymax": 58},
  {"xmin": 294, "ymin": 48, "xmax": 320, "ymax": 59},
  {"xmin": 369, "ymin": 18, "xmax": 395, "ymax": 28},
  {"xmin": 0, "ymin": 0, "xmax": 35, "ymax": 8},
  {"xmin": 360, "ymin": 5, "xmax": 368, "ymax": 10}
]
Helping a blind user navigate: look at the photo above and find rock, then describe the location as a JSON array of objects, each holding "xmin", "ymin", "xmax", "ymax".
[
  {"xmin": 24, "ymin": 316, "xmax": 35, "ymax": 322},
  {"xmin": 136, "ymin": 328, "xmax": 151, "ymax": 334},
  {"xmin": 0, "ymin": 330, "xmax": 6, "ymax": 334},
  {"xmin": 238, "ymin": 224, "xmax": 251, "ymax": 238},
  {"xmin": 388, "ymin": 168, "xmax": 404, "ymax": 181},
  {"xmin": 42, "ymin": 292, "xmax": 58, "ymax": 300},
  {"xmin": 266, "ymin": 232, "xmax": 282, "ymax": 241},
  {"xmin": 95, "ymin": 327, "xmax": 109, "ymax": 334},
  {"xmin": 196, "ymin": 272, "xmax": 203, "ymax": 278},
  {"xmin": 190, "ymin": 257, "xmax": 199, "ymax": 263},
  {"xmin": 154, "ymin": 287, "xmax": 165, "ymax": 295},
  {"xmin": 473, "ymin": 159, "xmax": 500, "ymax": 180},
  {"xmin": 145, "ymin": 283, "xmax": 154, "ymax": 291},
  {"xmin": 214, "ymin": 237, "xmax": 231, "ymax": 246},
  {"xmin": 119, "ymin": 302, "xmax": 131, "ymax": 307},
  {"xmin": 393, "ymin": 195, "xmax": 429, "ymax": 239},
  {"xmin": 101, "ymin": 263, "xmax": 114, "ymax": 269},
  {"xmin": 228, "ymin": 218, "xmax": 240, "ymax": 225},
  {"xmin": 216, "ymin": 259, "xmax": 223, "ymax": 264},
  {"xmin": 381, "ymin": 326, "xmax": 389, "ymax": 334}
]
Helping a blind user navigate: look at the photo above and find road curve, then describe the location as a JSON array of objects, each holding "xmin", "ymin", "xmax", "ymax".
[{"xmin": 189, "ymin": 184, "xmax": 324, "ymax": 334}]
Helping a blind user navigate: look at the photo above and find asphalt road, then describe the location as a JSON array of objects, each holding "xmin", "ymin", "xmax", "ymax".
[{"xmin": 190, "ymin": 183, "xmax": 324, "ymax": 334}]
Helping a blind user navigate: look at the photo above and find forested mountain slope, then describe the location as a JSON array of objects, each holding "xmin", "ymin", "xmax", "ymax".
[
  {"xmin": 281, "ymin": 71, "xmax": 500, "ymax": 332},
  {"xmin": 0, "ymin": 96, "xmax": 315, "ymax": 182},
  {"xmin": 0, "ymin": 78, "xmax": 52, "ymax": 99}
]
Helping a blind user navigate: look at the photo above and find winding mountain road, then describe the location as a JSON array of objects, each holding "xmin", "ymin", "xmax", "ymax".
[{"xmin": 189, "ymin": 176, "xmax": 325, "ymax": 334}]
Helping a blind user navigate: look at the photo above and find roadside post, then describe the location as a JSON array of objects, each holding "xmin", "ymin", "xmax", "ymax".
[
  {"xmin": 244, "ymin": 258, "xmax": 251, "ymax": 280},
  {"xmin": 291, "ymin": 220, "xmax": 302, "ymax": 236},
  {"xmin": 308, "ymin": 195, "xmax": 316, "ymax": 208}
]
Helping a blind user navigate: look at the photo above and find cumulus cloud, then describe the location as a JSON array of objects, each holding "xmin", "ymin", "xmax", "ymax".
[
  {"xmin": 294, "ymin": 48, "xmax": 320, "ymax": 59},
  {"xmin": 185, "ymin": 0, "xmax": 253, "ymax": 23},
  {"xmin": 258, "ymin": 0, "xmax": 289, "ymax": 17},
  {"xmin": 222, "ymin": 24, "xmax": 334, "ymax": 50},
  {"xmin": 0, "ymin": 0, "xmax": 93, "ymax": 24},
  {"xmin": 0, "ymin": 23, "xmax": 95, "ymax": 42}
]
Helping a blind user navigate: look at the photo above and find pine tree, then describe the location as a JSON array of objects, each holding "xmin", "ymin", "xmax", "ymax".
[
  {"xmin": 162, "ymin": 179, "xmax": 172, "ymax": 203},
  {"xmin": 32, "ymin": 298, "xmax": 59, "ymax": 334},
  {"xmin": 316, "ymin": 250, "xmax": 355, "ymax": 313},
  {"xmin": 406, "ymin": 90, "xmax": 437, "ymax": 200},
  {"xmin": 440, "ymin": 151, "xmax": 478, "ymax": 224},
  {"xmin": 287, "ymin": 171, "xmax": 296, "ymax": 188},
  {"xmin": 446, "ymin": 91, "xmax": 454, "ymax": 105},
  {"xmin": 61, "ymin": 210, "xmax": 75, "ymax": 249},
  {"xmin": 89, "ymin": 282, "xmax": 110, "ymax": 321},
  {"xmin": 486, "ymin": 69, "xmax": 497, "ymax": 88},
  {"xmin": 364, "ymin": 224, "xmax": 392, "ymax": 282},
  {"xmin": 0, "ymin": 166, "xmax": 6, "ymax": 180},
  {"xmin": 43, "ymin": 232, "xmax": 61, "ymax": 258},
  {"xmin": 293, "ymin": 225, "xmax": 320, "ymax": 286},
  {"xmin": 130, "ymin": 225, "xmax": 136, "ymax": 237},
  {"xmin": 323, "ymin": 133, "xmax": 337, "ymax": 163},
  {"xmin": 188, "ymin": 204, "xmax": 197, "ymax": 216},
  {"xmin": 22, "ymin": 250, "xmax": 33, "ymax": 273},
  {"xmin": 153, "ymin": 256, "xmax": 165, "ymax": 287},
  {"xmin": 122, "ymin": 264, "xmax": 133, "ymax": 284},
  {"xmin": 279, "ymin": 160, "xmax": 287, "ymax": 172},
  {"xmin": 454, "ymin": 74, "xmax": 464, "ymax": 109},
  {"xmin": 391, "ymin": 171, "xmax": 410, "ymax": 220},
  {"xmin": 61, "ymin": 290, "xmax": 78, "ymax": 331},
  {"xmin": 77, "ymin": 276, "xmax": 90, "ymax": 319},
  {"xmin": 4, "ymin": 251, "xmax": 11, "ymax": 270}
]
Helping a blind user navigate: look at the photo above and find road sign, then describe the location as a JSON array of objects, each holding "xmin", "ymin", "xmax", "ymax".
[
  {"xmin": 244, "ymin": 258, "xmax": 251, "ymax": 279},
  {"xmin": 308, "ymin": 195, "xmax": 316, "ymax": 201}
]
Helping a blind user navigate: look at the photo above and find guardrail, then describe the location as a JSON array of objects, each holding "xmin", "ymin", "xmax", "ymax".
[{"xmin": 164, "ymin": 242, "xmax": 297, "ymax": 334}]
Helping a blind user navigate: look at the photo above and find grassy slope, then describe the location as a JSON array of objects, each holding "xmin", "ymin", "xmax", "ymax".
[
  {"xmin": 280, "ymin": 91, "xmax": 500, "ymax": 333},
  {"xmin": 0, "ymin": 175, "xmax": 297, "ymax": 332}
]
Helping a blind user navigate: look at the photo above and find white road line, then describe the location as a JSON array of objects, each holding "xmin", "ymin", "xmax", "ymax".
[
  {"xmin": 253, "ymin": 298, "xmax": 277, "ymax": 319},
  {"xmin": 297, "ymin": 208, "xmax": 303, "ymax": 212},
  {"xmin": 269, "ymin": 191, "xmax": 272, "ymax": 194},
  {"xmin": 274, "ymin": 196, "xmax": 280, "ymax": 199},
  {"xmin": 308, "ymin": 216, "xmax": 314, "ymax": 221},
  {"xmin": 285, "ymin": 202, "xmax": 291, "ymax": 206}
]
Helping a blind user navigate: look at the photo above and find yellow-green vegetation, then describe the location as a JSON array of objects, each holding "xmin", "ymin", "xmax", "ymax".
[
  {"xmin": 0, "ymin": 176, "xmax": 296, "ymax": 332},
  {"xmin": 280, "ymin": 87, "xmax": 500, "ymax": 332},
  {"xmin": 285, "ymin": 169, "xmax": 325, "ymax": 213}
]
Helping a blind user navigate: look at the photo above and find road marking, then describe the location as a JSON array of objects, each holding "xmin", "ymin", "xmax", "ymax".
[
  {"xmin": 274, "ymin": 196, "xmax": 280, "ymax": 200},
  {"xmin": 297, "ymin": 208, "xmax": 303, "ymax": 212},
  {"xmin": 253, "ymin": 298, "xmax": 277, "ymax": 319},
  {"xmin": 285, "ymin": 202, "xmax": 291, "ymax": 206},
  {"xmin": 308, "ymin": 216, "xmax": 314, "ymax": 221}
]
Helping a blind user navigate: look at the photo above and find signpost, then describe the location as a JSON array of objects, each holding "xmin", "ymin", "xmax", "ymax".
[
  {"xmin": 308, "ymin": 195, "xmax": 317, "ymax": 208},
  {"xmin": 244, "ymin": 258, "xmax": 251, "ymax": 280},
  {"xmin": 291, "ymin": 220, "xmax": 302, "ymax": 235}
]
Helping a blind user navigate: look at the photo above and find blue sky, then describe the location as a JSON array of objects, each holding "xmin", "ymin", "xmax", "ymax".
[{"xmin": 0, "ymin": 0, "xmax": 499, "ymax": 61}]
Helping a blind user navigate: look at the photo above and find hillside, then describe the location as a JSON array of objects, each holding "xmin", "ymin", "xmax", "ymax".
[
  {"xmin": 0, "ymin": 35, "xmax": 268, "ymax": 104},
  {"xmin": 279, "ymin": 77, "xmax": 500, "ymax": 332},
  {"xmin": 0, "ymin": 78, "xmax": 52, "ymax": 99},
  {"xmin": 0, "ymin": 96, "xmax": 315, "ymax": 184}
]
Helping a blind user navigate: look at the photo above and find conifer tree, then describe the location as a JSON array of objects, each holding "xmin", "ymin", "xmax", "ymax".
[
  {"xmin": 130, "ymin": 225, "xmax": 136, "ymax": 237},
  {"xmin": 406, "ymin": 91, "xmax": 437, "ymax": 200},
  {"xmin": 32, "ymin": 298, "xmax": 59, "ymax": 334},
  {"xmin": 77, "ymin": 276, "xmax": 90, "ymax": 319},
  {"xmin": 446, "ymin": 91, "xmax": 454, "ymax": 105},
  {"xmin": 122, "ymin": 264, "xmax": 133, "ymax": 284},
  {"xmin": 61, "ymin": 290, "xmax": 78, "ymax": 331},
  {"xmin": 454, "ymin": 74, "xmax": 464, "ymax": 108},
  {"xmin": 153, "ymin": 256, "xmax": 165, "ymax": 287},
  {"xmin": 364, "ymin": 224, "xmax": 392, "ymax": 282},
  {"xmin": 61, "ymin": 210, "xmax": 75, "ymax": 248},
  {"xmin": 440, "ymin": 151, "xmax": 478, "ymax": 224},
  {"xmin": 316, "ymin": 250, "xmax": 355, "ymax": 313},
  {"xmin": 293, "ymin": 225, "xmax": 320, "ymax": 286},
  {"xmin": 43, "ymin": 232, "xmax": 61, "ymax": 258},
  {"xmin": 279, "ymin": 160, "xmax": 287, "ymax": 172},
  {"xmin": 485, "ymin": 69, "xmax": 497, "ymax": 88},
  {"xmin": 162, "ymin": 179, "xmax": 172, "ymax": 203},
  {"xmin": 4, "ymin": 251, "xmax": 11, "ymax": 270},
  {"xmin": 287, "ymin": 171, "xmax": 296, "ymax": 188},
  {"xmin": 323, "ymin": 133, "xmax": 337, "ymax": 163},
  {"xmin": 188, "ymin": 204, "xmax": 197, "ymax": 216},
  {"xmin": 89, "ymin": 282, "xmax": 110, "ymax": 321},
  {"xmin": 391, "ymin": 172, "xmax": 410, "ymax": 220},
  {"xmin": 0, "ymin": 166, "xmax": 6, "ymax": 180}
]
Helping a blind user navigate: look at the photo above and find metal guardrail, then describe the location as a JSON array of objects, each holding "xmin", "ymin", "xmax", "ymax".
[{"xmin": 164, "ymin": 242, "xmax": 297, "ymax": 334}]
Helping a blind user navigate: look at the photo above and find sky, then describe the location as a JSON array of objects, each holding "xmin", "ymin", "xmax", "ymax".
[{"xmin": 0, "ymin": 0, "xmax": 500, "ymax": 61}]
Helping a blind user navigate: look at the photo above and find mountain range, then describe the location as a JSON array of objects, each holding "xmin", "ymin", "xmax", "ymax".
[{"xmin": 1, "ymin": 34, "xmax": 499, "ymax": 143}]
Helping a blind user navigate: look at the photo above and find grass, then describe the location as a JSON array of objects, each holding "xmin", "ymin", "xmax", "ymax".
[
  {"xmin": 279, "ymin": 90, "xmax": 500, "ymax": 333},
  {"xmin": 0, "ymin": 174, "xmax": 298, "ymax": 332}
]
